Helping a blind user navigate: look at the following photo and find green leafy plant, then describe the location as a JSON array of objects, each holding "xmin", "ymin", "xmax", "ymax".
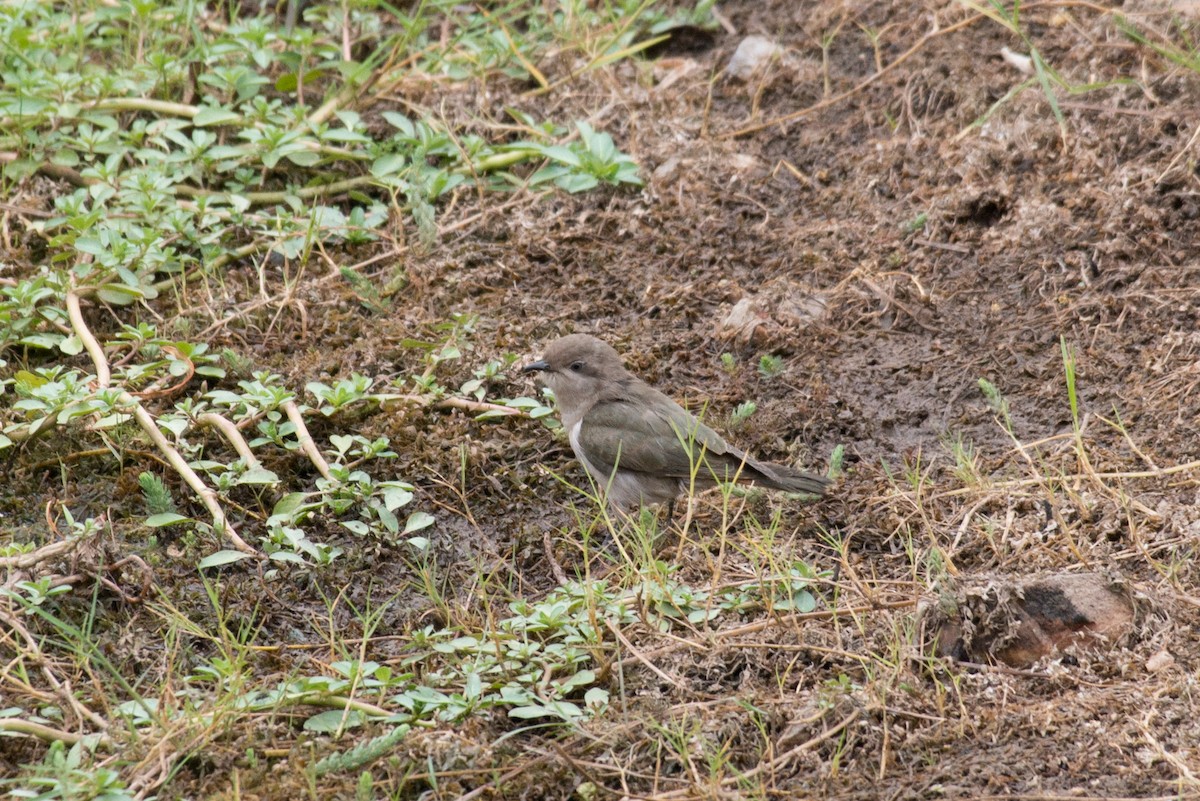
[
  {"xmin": 978, "ymin": 377, "xmax": 1012, "ymax": 431},
  {"xmin": 8, "ymin": 739, "xmax": 135, "ymax": 801},
  {"xmin": 139, "ymin": 472, "xmax": 177, "ymax": 517},
  {"xmin": 729, "ymin": 400, "xmax": 757, "ymax": 428},
  {"xmin": 757, "ymin": 354, "xmax": 784, "ymax": 379},
  {"xmin": 527, "ymin": 121, "xmax": 644, "ymax": 193}
]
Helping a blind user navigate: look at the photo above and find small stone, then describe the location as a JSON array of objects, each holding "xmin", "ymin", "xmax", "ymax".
[
  {"xmin": 652, "ymin": 156, "xmax": 682, "ymax": 185},
  {"xmin": 716, "ymin": 280, "xmax": 827, "ymax": 345},
  {"xmin": 719, "ymin": 298, "xmax": 767, "ymax": 343},
  {"xmin": 1145, "ymin": 650, "xmax": 1175, "ymax": 673},
  {"xmin": 1000, "ymin": 46, "xmax": 1033, "ymax": 75},
  {"xmin": 726, "ymin": 36, "xmax": 782, "ymax": 80}
]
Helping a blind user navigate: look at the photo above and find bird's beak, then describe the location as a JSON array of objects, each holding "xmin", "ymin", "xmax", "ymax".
[{"xmin": 522, "ymin": 359, "xmax": 550, "ymax": 374}]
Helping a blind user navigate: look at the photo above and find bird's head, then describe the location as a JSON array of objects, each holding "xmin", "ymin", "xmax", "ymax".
[{"xmin": 522, "ymin": 334, "xmax": 630, "ymax": 416}]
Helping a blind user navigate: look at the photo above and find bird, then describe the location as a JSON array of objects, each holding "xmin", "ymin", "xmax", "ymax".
[{"xmin": 522, "ymin": 334, "xmax": 831, "ymax": 512}]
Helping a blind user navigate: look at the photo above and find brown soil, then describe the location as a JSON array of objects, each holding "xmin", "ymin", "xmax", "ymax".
[{"xmin": 6, "ymin": 1, "xmax": 1200, "ymax": 798}]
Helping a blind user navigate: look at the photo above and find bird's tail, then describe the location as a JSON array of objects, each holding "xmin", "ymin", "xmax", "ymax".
[
  {"xmin": 746, "ymin": 459, "xmax": 832, "ymax": 496},
  {"xmin": 702, "ymin": 448, "xmax": 833, "ymax": 496}
]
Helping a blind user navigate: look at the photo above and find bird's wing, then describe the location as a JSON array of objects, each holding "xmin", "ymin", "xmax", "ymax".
[{"xmin": 577, "ymin": 391, "xmax": 732, "ymax": 479}]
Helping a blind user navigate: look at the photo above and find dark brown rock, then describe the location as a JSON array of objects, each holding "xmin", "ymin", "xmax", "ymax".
[{"xmin": 929, "ymin": 573, "xmax": 1137, "ymax": 667}]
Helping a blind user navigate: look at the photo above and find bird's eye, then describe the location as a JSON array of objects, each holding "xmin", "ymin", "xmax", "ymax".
[{"xmin": 569, "ymin": 361, "xmax": 584, "ymax": 372}]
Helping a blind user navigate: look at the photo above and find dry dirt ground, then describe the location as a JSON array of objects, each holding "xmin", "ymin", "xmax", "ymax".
[{"xmin": 7, "ymin": 0, "xmax": 1200, "ymax": 798}]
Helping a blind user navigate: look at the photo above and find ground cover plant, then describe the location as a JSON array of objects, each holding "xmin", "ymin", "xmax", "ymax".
[{"xmin": 2, "ymin": 0, "xmax": 1200, "ymax": 798}]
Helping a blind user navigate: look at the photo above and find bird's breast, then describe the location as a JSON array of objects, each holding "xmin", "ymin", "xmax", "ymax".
[{"xmin": 567, "ymin": 420, "xmax": 597, "ymax": 475}]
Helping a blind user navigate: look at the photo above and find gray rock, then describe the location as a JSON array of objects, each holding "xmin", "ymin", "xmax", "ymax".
[{"xmin": 726, "ymin": 35, "xmax": 782, "ymax": 80}]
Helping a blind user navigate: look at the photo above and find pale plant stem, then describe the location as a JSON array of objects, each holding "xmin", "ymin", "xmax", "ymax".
[
  {"xmin": 282, "ymin": 399, "xmax": 332, "ymax": 481},
  {"xmin": 66, "ymin": 291, "xmax": 257, "ymax": 555},
  {"xmin": 196, "ymin": 413, "xmax": 261, "ymax": 469}
]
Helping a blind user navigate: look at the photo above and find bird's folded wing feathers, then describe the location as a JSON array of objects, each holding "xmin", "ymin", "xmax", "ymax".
[{"xmin": 577, "ymin": 395, "xmax": 731, "ymax": 478}]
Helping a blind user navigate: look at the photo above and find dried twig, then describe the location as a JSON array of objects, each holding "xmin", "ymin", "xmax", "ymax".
[
  {"xmin": 543, "ymin": 529, "xmax": 569, "ymax": 585},
  {"xmin": 0, "ymin": 606, "xmax": 110, "ymax": 731},
  {"xmin": 604, "ymin": 619, "xmax": 694, "ymax": 696},
  {"xmin": 0, "ymin": 537, "xmax": 80, "ymax": 570}
]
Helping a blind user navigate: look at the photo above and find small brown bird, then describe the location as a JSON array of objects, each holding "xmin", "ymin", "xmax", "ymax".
[{"xmin": 523, "ymin": 334, "xmax": 831, "ymax": 511}]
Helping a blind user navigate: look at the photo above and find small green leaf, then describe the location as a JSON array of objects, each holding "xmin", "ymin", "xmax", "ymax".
[
  {"xmin": 272, "ymin": 492, "xmax": 308, "ymax": 517},
  {"xmin": 382, "ymin": 111, "xmax": 414, "ymax": 135},
  {"xmin": 508, "ymin": 705, "xmax": 554, "ymax": 719},
  {"xmin": 558, "ymin": 669, "xmax": 595, "ymax": 692},
  {"xmin": 18, "ymin": 334, "xmax": 63, "ymax": 350},
  {"xmin": 793, "ymin": 591, "xmax": 817, "ymax": 613},
  {"xmin": 237, "ymin": 468, "xmax": 280, "ymax": 485},
  {"xmin": 540, "ymin": 145, "xmax": 581, "ymax": 166},
  {"xmin": 96, "ymin": 283, "xmax": 143, "ymax": 306},
  {"xmin": 304, "ymin": 709, "xmax": 366, "ymax": 733},
  {"xmin": 371, "ymin": 154, "xmax": 406, "ymax": 178},
  {"xmin": 198, "ymin": 550, "xmax": 253, "ymax": 569},
  {"xmin": 145, "ymin": 513, "xmax": 191, "ymax": 527},
  {"xmin": 285, "ymin": 150, "xmax": 321, "ymax": 167},
  {"xmin": 194, "ymin": 106, "xmax": 240, "ymax": 126},
  {"xmin": 584, "ymin": 687, "xmax": 609, "ymax": 708},
  {"xmin": 403, "ymin": 511, "xmax": 434, "ymax": 534},
  {"xmin": 377, "ymin": 505, "xmax": 399, "ymax": 534},
  {"xmin": 380, "ymin": 486, "xmax": 413, "ymax": 510},
  {"xmin": 15, "ymin": 371, "xmax": 48, "ymax": 391},
  {"xmin": 74, "ymin": 237, "xmax": 107, "ymax": 257}
]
